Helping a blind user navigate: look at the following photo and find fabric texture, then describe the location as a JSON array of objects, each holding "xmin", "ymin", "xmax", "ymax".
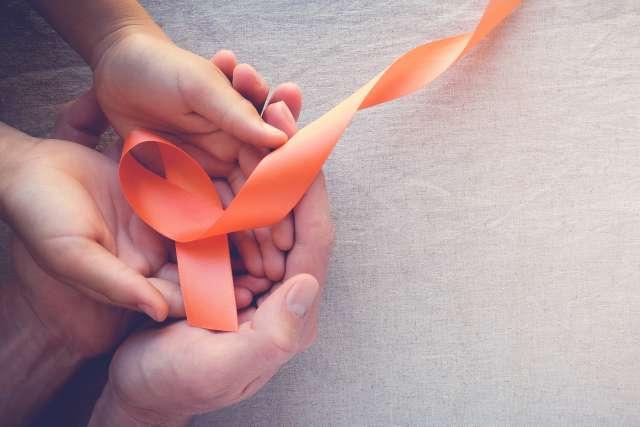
[{"xmin": 1, "ymin": 1, "xmax": 639, "ymax": 425}]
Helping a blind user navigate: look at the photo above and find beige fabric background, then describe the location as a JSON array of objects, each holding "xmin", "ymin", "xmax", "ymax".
[{"xmin": 2, "ymin": 0, "xmax": 640, "ymax": 425}]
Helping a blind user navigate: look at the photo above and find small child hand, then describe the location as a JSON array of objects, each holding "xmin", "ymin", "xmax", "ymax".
[
  {"xmin": 0, "ymin": 124, "xmax": 172, "ymax": 322},
  {"xmin": 94, "ymin": 32, "xmax": 288, "ymax": 158}
]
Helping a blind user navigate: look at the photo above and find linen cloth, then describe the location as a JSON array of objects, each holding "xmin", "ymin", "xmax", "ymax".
[{"xmin": 1, "ymin": 1, "xmax": 640, "ymax": 425}]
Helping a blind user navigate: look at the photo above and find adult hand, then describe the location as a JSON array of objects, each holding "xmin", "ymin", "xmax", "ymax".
[{"xmin": 89, "ymin": 172, "xmax": 333, "ymax": 427}]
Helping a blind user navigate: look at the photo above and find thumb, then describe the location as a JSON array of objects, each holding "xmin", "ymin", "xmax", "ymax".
[
  {"xmin": 248, "ymin": 273, "xmax": 320, "ymax": 365},
  {"xmin": 186, "ymin": 60, "xmax": 288, "ymax": 148}
]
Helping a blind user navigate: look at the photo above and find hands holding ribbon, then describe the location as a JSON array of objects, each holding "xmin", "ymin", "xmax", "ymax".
[
  {"xmin": 0, "ymin": 47, "xmax": 331, "ymax": 425},
  {"xmin": 89, "ymin": 171, "xmax": 332, "ymax": 427},
  {"xmin": 0, "ymin": 0, "xmax": 521, "ymax": 424}
]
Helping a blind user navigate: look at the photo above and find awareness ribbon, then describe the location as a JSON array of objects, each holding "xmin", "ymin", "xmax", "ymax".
[{"xmin": 119, "ymin": 0, "xmax": 522, "ymax": 331}]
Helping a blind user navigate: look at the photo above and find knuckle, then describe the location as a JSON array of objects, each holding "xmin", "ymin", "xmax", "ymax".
[{"xmin": 262, "ymin": 331, "xmax": 299, "ymax": 362}]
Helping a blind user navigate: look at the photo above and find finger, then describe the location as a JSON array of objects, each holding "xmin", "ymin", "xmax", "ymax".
[
  {"xmin": 185, "ymin": 60, "xmax": 287, "ymax": 148},
  {"xmin": 168, "ymin": 275, "xmax": 317, "ymax": 410},
  {"xmin": 271, "ymin": 217, "xmax": 294, "ymax": 252},
  {"xmin": 234, "ymin": 274, "xmax": 272, "ymax": 295},
  {"xmin": 235, "ymin": 287, "xmax": 253, "ymax": 309},
  {"xmin": 283, "ymin": 173, "xmax": 333, "ymax": 344},
  {"xmin": 262, "ymin": 82, "xmax": 302, "ymax": 139},
  {"xmin": 211, "ymin": 49, "xmax": 237, "ymax": 81},
  {"xmin": 148, "ymin": 277, "xmax": 185, "ymax": 318},
  {"xmin": 241, "ymin": 137, "xmax": 294, "ymax": 252},
  {"xmin": 40, "ymin": 236, "xmax": 169, "ymax": 321},
  {"xmin": 253, "ymin": 227, "xmax": 285, "ymax": 281},
  {"xmin": 262, "ymin": 101, "xmax": 297, "ymax": 139},
  {"xmin": 247, "ymin": 273, "xmax": 320, "ymax": 358},
  {"xmin": 256, "ymin": 281, "xmax": 283, "ymax": 307},
  {"xmin": 267, "ymin": 82, "xmax": 303, "ymax": 121},
  {"xmin": 52, "ymin": 88, "xmax": 109, "ymax": 147},
  {"xmin": 214, "ymin": 179, "xmax": 264, "ymax": 277},
  {"xmin": 150, "ymin": 262, "xmax": 252, "ymax": 314},
  {"xmin": 260, "ymin": 85, "xmax": 302, "ymax": 250},
  {"xmin": 286, "ymin": 172, "xmax": 334, "ymax": 284},
  {"xmin": 232, "ymin": 63, "xmax": 270, "ymax": 112},
  {"xmin": 229, "ymin": 152, "xmax": 285, "ymax": 281}
]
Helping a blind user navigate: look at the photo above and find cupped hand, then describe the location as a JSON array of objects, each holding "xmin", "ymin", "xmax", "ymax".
[
  {"xmin": 6, "ymin": 60, "xmax": 301, "ymax": 357},
  {"xmin": 110, "ymin": 48, "xmax": 301, "ymax": 284},
  {"xmin": 3, "ymin": 111, "xmax": 179, "ymax": 356},
  {"xmin": 94, "ymin": 31, "xmax": 289, "ymax": 163},
  {"xmin": 89, "ymin": 172, "xmax": 333, "ymax": 427}
]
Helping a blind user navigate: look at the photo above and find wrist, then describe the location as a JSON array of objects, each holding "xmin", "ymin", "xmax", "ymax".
[
  {"xmin": 90, "ymin": 382, "xmax": 191, "ymax": 427},
  {"xmin": 91, "ymin": 16, "xmax": 170, "ymax": 71},
  {"xmin": 29, "ymin": 0, "xmax": 170, "ymax": 70}
]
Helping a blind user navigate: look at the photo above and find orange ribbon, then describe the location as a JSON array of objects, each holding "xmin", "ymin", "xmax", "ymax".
[{"xmin": 119, "ymin": 0, "xmax": 521, "ymax": 331}]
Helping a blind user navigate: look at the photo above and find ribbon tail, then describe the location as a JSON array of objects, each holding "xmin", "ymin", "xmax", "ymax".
[{"xmin": 175, "ymin": 236, "xmax": 238, "ymax": 331}]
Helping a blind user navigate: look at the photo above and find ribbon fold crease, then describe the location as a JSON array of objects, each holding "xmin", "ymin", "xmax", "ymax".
[{"xmin": 119, "ymin": 0, "xmax": 522, "ymax": 331}]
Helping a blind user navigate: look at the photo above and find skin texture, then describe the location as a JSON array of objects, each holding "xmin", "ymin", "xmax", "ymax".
[
  {"xmin": 30, "ymin": 0, "xmax": 288, "ymax": 151},
  {"xmin": 3, "ymin": 51, "xmax": 303, "ymax": 359},
  {"xmin": 94, "ymin": 31, "xmax": 289, "ymax": 154},
  {"xmin": 89, "ymin": 171, "xmax": 333, "ymax": 427}
]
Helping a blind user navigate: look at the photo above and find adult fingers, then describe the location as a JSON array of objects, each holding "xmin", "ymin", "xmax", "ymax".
[
  {"xmin": 247, "ymin": 273, "xmax": 320, "ymax": 359},
  {"xmin": 234, "ymin": 274, "xmax": 272, "ymax": 295},
  {"xmin": 286, "ymin": 172, "xmax": 334, "ymax": 284}
]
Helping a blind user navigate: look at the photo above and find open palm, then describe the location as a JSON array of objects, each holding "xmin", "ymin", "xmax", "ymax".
[{"xmin": 91, "ymin": 173, "xmax": 333, "ymax": 426}]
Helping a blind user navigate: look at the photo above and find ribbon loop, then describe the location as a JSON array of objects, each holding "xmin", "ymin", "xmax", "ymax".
[{"xmin": 119, "ymin": 0, "xmax": 521, "ymax": 331}]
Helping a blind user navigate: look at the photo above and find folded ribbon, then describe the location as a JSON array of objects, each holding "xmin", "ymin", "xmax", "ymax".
[{"xmin": 119, "ymin": 0, "xmax": 521, "ymax": 331}]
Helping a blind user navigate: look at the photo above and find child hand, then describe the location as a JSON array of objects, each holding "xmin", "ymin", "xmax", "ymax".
[
  {"xmin": 3, "ymin": 65, "xmax": 303, "ymax": 357},
  {"xmin": 0, "ymin": 124, "xmax": 173, "ymax": 322},
  {"xmin": 94, "ymin": 32, "xmax": 288, "ymax": 159}
]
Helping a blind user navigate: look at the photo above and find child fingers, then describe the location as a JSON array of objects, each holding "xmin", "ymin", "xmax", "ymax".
[
  {"xmin": 271, "ymin": 217, "xmax": 294, "ymax": 252},
  {"xmin": 235, "ymin": 287, "xmax": 253, "ymax": 309},
  {"xmin": 42, "ymin": 236, "xmax": 169, "ymax": 321},
  {"xmin": 211, "ymin": 49, "xmax": 237, "ymax": 81},
  {"xmin": 262, "ymin": 101, "xmax": 297, "ymax": 138},
  {"xmin": 214, "ymin": 178, "xmax": 264, "ymax": 277},
  {"xmin": 231, "ymin": 151, "xmax": 286, "ymax": 281},
  {"xmin": 234, "ymin": 274, "xmax": 272, "ymax": 295},
  {"xmin": 267, "ymin": 82, "xmax": 303, "ymax": 121},
  {"xmin": 232, "ymin": 63, "xmax": 270, "ymax": 112},
  {"xmin": 148, "ymin": 277, "xmax": 185, "ymax": 318}
]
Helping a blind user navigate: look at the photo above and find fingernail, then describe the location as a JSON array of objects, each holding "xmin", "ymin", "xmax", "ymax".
[
  {"xmin": 138, "ymin": 304, "xmax": 160, "ymax": 321},
  {"xmin": 286, "ymin": 275, "xmax": 320, "ymax": 318}
]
